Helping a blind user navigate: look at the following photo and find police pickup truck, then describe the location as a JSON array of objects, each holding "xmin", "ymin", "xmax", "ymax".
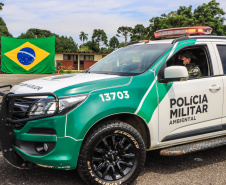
[{"xmin": 1, "ymin": 26, "xmax": 226, "ymax": 185}]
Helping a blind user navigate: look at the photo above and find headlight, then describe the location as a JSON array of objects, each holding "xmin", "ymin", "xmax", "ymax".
[{"xmin": 29, "ymin": 95, "xmax": 87, "ymax": 117}]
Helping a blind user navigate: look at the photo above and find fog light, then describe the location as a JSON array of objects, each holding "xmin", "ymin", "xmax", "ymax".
[{"xmin": 35, "ymin": 143, "xmax": 49, "ymax": 154}]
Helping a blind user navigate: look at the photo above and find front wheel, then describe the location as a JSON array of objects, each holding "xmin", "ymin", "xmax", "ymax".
[{"xmin": 77, "ymin": 121, "xmax": 146, "ymax": 185}]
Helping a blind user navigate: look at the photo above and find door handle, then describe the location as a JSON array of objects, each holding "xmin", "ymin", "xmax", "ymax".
[{"xmin": 209, "ymin": 84, "xmax": 220, "ymax": 92}]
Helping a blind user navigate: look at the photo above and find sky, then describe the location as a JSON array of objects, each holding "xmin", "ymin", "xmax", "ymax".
[{"xmin": 1, "ymin": 0, "xmax": 226, "ymax": 45}]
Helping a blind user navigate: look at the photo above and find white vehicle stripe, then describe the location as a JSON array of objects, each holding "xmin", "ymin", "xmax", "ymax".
[
  {"xmin": 166, "ymin": 42, "xmax": 178, "ymax": 60},
  {"xmin": 135, "ymin": 42, "xmax": 178, "ymax": 115},
  {"xmin": 135, "ymin": 75, "xmax": 157, "ymax": 114},
  {"xmin": 18, "ymin": 51, "xmax": 35, "ymax": 59}
]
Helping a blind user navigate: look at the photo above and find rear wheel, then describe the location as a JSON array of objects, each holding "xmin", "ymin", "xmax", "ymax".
[{"xmin": 77, "ymin": 120, "xmax": 146, "ymax": 185}]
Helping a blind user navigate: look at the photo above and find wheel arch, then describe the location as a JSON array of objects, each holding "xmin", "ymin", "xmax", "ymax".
[{"xmin": 82, "ymin": 113, "xmax": 151, "ymax": 149}]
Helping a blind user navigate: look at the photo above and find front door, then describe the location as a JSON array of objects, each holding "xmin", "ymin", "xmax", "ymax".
[{"xmin": 158, "ymin": 43, "xmax": 223, "ymax": 143}]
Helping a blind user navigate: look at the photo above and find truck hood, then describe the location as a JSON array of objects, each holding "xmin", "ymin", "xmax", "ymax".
[{"xmin": 10, "ymin": 73, "xmax": 126, "ymax": 95}]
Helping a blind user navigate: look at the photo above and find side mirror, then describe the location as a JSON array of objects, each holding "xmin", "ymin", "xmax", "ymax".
[{"xmin": 164, "ymin": 66, "xmax": 188, "ymax": 83}]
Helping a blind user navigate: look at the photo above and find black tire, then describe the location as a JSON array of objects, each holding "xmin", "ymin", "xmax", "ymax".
[{"xmin": 77, "ymin": 120, "xmax": 146, "ymax": 185}]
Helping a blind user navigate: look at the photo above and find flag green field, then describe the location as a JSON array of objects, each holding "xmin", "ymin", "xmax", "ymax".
[{"xmin": 1, "ymin": 36, "xmax": 55, "ymax": 74}]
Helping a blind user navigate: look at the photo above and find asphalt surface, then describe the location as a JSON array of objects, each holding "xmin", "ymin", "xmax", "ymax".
[
  {"xmin": 1, "ymin": 74, "xmax": 226, "ymax": 185},
  {"xmin": 0, "ymin": 74, "xmax": 55, "ymax": 86}
]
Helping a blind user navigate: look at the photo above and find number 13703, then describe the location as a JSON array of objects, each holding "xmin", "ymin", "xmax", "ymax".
[{"xmin": 99, "ymin": 91, "xmax": 129, "ymax": 102}]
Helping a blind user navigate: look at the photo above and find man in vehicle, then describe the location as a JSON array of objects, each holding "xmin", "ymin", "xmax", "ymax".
[{"xmin": 180, "ymin": 51, "xmax": 202, "ymax": 78}]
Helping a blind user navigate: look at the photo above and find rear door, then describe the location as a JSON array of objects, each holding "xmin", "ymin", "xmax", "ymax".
[{"xmin": 212, "ymin": 41, "xmax": 226, "ymax": 128}]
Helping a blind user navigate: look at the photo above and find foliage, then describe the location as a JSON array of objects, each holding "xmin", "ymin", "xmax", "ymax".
[
  {"xmin": 83, "ymin": 41, "xmax": 100, "ymax": 52},
  {"xmin": 109, "ymin": 36, "xmax": 119, "ymax": 49},
  {"xmin": 193, "ymin": 0, "xmax": 226, "ymax": 35},
  {"xmin": 57, "ymin": 68, "xmax": 65, "ymax": 74},
  {"xmin": 100, "ymin": 47, "xmax": 114, "ymax": 53},
  {"xmin": 56, "ymin": 60, "xmax": 62, "ymax": 70},
  {"xmin": 79, "ymin": 31, "xmax": 88, "ymax": 45},
  {"xmin": 65, "ymin": 70, "xmax": 73, "ymax": 74},
  {"xmin": 56, "ymin": 67, "xmax": 81, "ymax": 74},
  {"xmin": 80, "ymin": 41, "xmax": 112, "ymax": 53},
  {"xmin": 130, "ymin": 24, "xmax": 149, "ymax": 41},
  {"xmin": 55, "ymin": 35, "xmax": 78, "ymax": 52},
  {"xmin": 149, "ymin": 0, "xmax": 226, "ymax": 38},
  {"xmin": 0, "ymin": 18, "xmax": 12, "ymax": 37},
  {"xmin": 0, "ymin": 2, "xmax": 4, "ymax": 11},
  {"xmin": 116, "ymin": 26, "xmax": 133, "ymax": 43},
  {"xmin": 92, "ymin": 29, "xmax": 108, "ymax": 48},
  {"xmin": 18, "ymin": 28, "xmax": 78, "ymax": 52},
  {"xmin": 0, "ymin": 17, "xmax": 12, "ymax": 52},
  {"xmin": 118, "ymin": 42, "xmax": 126, "ymax": 48},
  {"xmin": 79, "ymin": 44, "xmax": 94, "ymax": 53}
]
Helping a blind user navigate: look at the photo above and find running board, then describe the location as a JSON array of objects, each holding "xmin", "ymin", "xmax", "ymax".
[{"xmin": 160, "ymin": 136, "xmax": 226, "ymax": 156}]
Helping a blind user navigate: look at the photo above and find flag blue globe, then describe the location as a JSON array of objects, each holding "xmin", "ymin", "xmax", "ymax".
[{"xmin": 17, "ymin": 47, "xmax": 36, "ymax": 65}]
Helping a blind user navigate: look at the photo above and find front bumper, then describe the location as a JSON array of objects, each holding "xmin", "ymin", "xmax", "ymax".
[
  {"xmin": 0, "ymin": 85, "xmax": 82, "ymax": 169},
  {"xmin": 14, "ymin": 115, "xmax": 83, "ymax": 169},
  {"xmin": 14, "ymin": 135, "xmax": 83, "ymax": 169}
]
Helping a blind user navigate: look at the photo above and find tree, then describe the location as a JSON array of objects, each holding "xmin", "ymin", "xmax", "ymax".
[
  {"xmin": 92, "ymin": 29, "xmax": 108, "ymax": 48},
  {"xmin": 148, "ymin": 0, "xmax": 226, "ymax": 38},
  {"xmin": 18, "ymin": 28, "xmax": 78, "ymax": 52},
  {"xmin": 0, "ymin": 2, "xmax": 12, "ymax": 52},
  {"xmin": 100, "ymin": 47, "xmax": 113, "ymax": 54},
  {"xmin": 118, "ymin": 42, "xmax": 126, "ymax": 48},
  {"xmin": 0, "ymin": 18, "xmax": 12, "ymax": 37},
  {"xmin": 0, "ymin": 2, "xmax": 11, "ymax": 37},
  {"xmin": 193, "ymin": 0, "xmax": 226, "ymax": 35},
  {"xmin": 130, "ymin": 24, "xmax": 148, "ymax": 41},
  {"xmin": 109, "ymin": 36, "xmax": 119, "ymax": 50},
  {"xmin": 0, "ymin": 16, "xmax": 12, "ymax": 52},
  {"xmin": 0, "ymin": 2, "xmax": 4, "ymax": 11},
  {"xmin": 79, "ymin": 31, "xmax": 88, "ymax": 45},
  {"xmin": 83, "ymin": 41, "xmax": 99, "ymax": 53},
  {"xmin": 149, "ymin": 6, "xmax": 194, "ymax": 38},
  {"xmin": 18, "ymin": 28, "xmax": 54, "ymax": 38},
  {"xmin": 116, "ymin": 26, "xmax": 132, "ymax": 43}
]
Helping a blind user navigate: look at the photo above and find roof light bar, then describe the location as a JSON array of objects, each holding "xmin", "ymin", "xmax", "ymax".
[{"xmin": 154, "ymin": 26, "xmax": 212, "ymax": 38}]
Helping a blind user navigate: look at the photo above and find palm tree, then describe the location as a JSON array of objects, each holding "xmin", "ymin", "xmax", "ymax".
[{"xmin": 79, "ymin": 31, "xmax": 88, "ymax": 45}]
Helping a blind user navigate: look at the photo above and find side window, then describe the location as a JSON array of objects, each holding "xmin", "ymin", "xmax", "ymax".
[
  {"xmin": 167, "ymin": 46, "xmax": 211, "ymax": 78},
  {"xmin": 217, "ymin": 45, "xmax": 226, "ymax": 74}
]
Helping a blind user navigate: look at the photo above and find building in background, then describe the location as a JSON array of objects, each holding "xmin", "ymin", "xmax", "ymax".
[{"xmin": 55, "ymin": 52, "xmax": 107, "ymax": 70}]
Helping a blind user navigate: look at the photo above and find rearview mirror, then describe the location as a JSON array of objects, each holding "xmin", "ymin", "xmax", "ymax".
[{"xmin": 164, "ymin": 66, "xmax": 188, "ymax": 83}]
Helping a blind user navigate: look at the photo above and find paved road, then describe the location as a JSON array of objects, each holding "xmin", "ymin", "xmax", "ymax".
[
  {"xmin": 1, "ymin": 147, "xmax": 226, "ymax": 185},
  {"xmin": 0, "ymin": 74, "xmax": 226, "ymax": 185},
  {"xmin": 0, "ymin": 74, "xmax": 55, "ymax": 86}
]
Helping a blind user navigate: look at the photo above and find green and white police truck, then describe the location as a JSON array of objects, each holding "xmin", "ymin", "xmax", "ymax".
[{"xmin": 1, "ymin": 26, "xmax": 226, "ymax": 185}]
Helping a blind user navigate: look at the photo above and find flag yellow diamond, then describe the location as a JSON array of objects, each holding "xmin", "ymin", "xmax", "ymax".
[{"xmin": 5, "ymin": 42, "xmax": 50, "ymax": 71}]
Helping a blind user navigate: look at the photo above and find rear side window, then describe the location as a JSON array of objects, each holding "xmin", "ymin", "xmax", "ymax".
[{"xmin": 217, "ymin": 45, "xmax": 226, "ymax": 74}]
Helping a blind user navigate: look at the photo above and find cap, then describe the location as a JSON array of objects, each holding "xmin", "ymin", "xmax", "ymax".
[{"xmin": 182, "ymin": 51, "xmax": 197, "ymax": 60}]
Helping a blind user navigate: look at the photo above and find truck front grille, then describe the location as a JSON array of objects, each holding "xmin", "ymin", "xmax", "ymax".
[
  {"xmin": 0, "ymin": 90, "xmax": 59, "ymax": 129},
  {"xmin": 13, "ymin": 98, "xmax": 37, "ymax": 118},
  {"xmin": 12, "ymin": 98, "xmax": 38, "ymax": 129}
]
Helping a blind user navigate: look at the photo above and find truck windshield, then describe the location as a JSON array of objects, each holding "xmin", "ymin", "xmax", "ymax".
[{"xmin": 87, "ymin": 43, "xmax": 172, "ymax": 76}]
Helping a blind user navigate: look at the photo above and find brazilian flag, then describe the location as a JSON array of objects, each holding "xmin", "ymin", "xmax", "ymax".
[{"xmin": 1, "ymin": 36, "xmax": 55, "ymax": 74}]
